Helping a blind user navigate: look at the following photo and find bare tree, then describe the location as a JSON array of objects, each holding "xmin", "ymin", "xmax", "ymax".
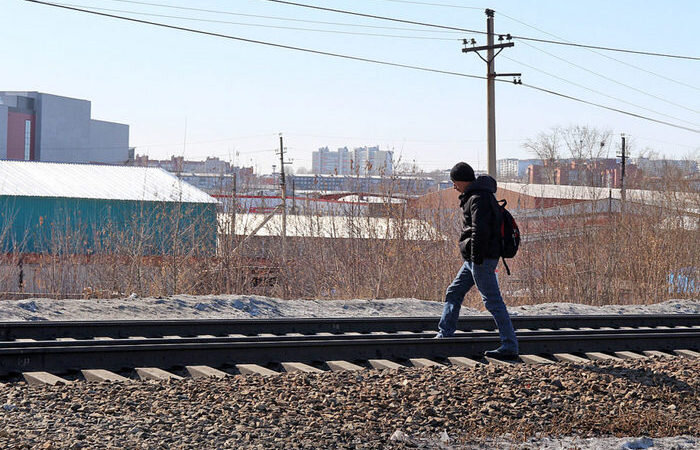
[
  {"xmin": 634, "ymin": 142, "xmax": 658, "ymax": 160},
  {"xmin": 561, "ymin": 125, "xmax": 612, "ymax": 160},
  {"xmin": 523, "ymin": 126, "xmax": 562, "ymax": 161},
  {"xmin": 522, "ymin": 126, "xmax": 562, "ymax": 184}
]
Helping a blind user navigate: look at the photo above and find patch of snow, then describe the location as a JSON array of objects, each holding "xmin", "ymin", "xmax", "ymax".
[
  {"xmin": 509, "ymin": 299, "xmax": 700, "ymax": 316},
  {"xmin": 465, "ymin": 435, "xmax": 698, "ymax": 450},
  {"xmin": 391, "ymin": 433, "xmax": 696, "ymax": 450},
  {"xmin": 0, "ymin": 295, "xmax": 696, "ymax": 322}
]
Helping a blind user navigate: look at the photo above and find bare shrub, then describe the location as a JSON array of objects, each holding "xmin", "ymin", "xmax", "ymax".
[
  {"xmin": 0, "ymin": 169, "xmax": 697, "ymax": 306},
  {"xmin": 498, "ymin": 202, "xmax": 699, "ymax": 307}
]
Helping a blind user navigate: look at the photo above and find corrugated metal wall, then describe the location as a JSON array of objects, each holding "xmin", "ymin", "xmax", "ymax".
[{"xmin": 0, "ymin": 196, "xmax": 217, "ymax": 255}]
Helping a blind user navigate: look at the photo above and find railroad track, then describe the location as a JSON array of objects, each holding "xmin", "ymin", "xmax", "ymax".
[{"xmin": 1, "ymin": 315, "xmax": 698, "ymax": 385}]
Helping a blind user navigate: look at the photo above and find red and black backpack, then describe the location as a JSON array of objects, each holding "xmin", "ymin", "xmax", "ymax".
[{"xmin": 497, "ymin": 199, "xmax": 520, "ymax": 275}]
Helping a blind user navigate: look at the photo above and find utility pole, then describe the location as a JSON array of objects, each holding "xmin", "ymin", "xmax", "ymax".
[
  {"xmin": 462, "ymin": 9, "xmax": 520, "ymax": 177},
  {"xmin": 278, "ymin": 134, "xmax": 287, "ymax": 255},
  {"xmin": 618, "ymin": 134, "xmax": 627, "ymax": 202},
  {"xmin": 291, "ymin": 178, "xmax": 296, "ymax": 213},
  {"xmin": 233, "ymin": 149, "xmax": 240, "ymax": 233}
]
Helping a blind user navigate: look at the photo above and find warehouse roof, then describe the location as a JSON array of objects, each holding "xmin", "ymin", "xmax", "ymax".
[
  {"xmin": 499, "ymin": 182, "xmax": 698, "ymax": 213},
  {"xmin": 500, "ymin": 182, "xmax": 694, "ymax": 204},
  {"xmin": 0, "ymin": 160, "xmax": 217, "ymax": 203},
  {"xmin": 220, "ymin": 213, "xmax": 444, "ymax": 241}
]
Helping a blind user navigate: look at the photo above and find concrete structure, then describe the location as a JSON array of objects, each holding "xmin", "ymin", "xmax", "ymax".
[
  {"xmin": 0, "ymin": 92, "xmax": 129, "ymax": 164},
  {"xmin": 0, "ymin": 160, "xmax": 218, "ymax": 254}
]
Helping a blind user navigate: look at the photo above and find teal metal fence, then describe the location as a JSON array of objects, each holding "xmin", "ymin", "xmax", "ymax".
[{"xmin": 0, "ymin": 196, "xmax": 217, "ymax": 255}]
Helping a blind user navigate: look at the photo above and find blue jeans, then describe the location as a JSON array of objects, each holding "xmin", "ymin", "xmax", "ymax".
[{"xmin": 438, "ymin": 259, "xmax": 518, "ymax": 353}]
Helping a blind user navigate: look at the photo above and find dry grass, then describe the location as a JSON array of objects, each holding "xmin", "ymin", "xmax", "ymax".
[{"xmin": 0, "ymin": 178, "xmax": 697, "ymax": 307}]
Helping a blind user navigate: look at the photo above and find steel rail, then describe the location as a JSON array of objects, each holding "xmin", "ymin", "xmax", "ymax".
[
  {"xmin": 0, "ymin": 326, "xmax": 696, "ymax": 349},
  {"xmin": 1, "ymin": 328, "xmax": 698, "ymax": 376},
  {"xmin": 1, "ymin": 314, "xmax": 699, "ymax": 341}
]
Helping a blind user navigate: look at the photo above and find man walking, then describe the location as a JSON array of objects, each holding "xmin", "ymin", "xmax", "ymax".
[{"xmin": 436, "ymin": 162, "xmax": 519, "ymax": 361}]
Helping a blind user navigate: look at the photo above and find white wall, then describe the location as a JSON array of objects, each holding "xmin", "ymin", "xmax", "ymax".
[
  {"xmin": 36, "ymin": 93, "xmax": 91, "ymax": 162},
  {"xmin": 89, "ymin": 119, "xmax": 129, "ymax": 163}
]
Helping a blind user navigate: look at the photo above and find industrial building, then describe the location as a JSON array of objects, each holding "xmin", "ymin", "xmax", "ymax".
[
  {"xmin": 0, "ymin": 91, "xmax": 129, "ymax": 164},
  {"xmin": 132, "ymin": 154, "xmax": 255, "ymax": 195},
  {"xmin": 0, "ymin": 161, "xmax": 218, "ymax": 254},
  {"xmin": 412, "ymin": 181, "xmax": 699, "ymax": 242},
  {"xmin": 289, "ymin": 174, "xmax": 435, "ymax": 194}
]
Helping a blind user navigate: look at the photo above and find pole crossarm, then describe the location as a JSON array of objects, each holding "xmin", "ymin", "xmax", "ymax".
[
  {"xmin": 460, "ymin": 10, "xmax": 519, "ymax": 177},
  {"xmin": 461, "ymin": 42, "xmax": 514, "ymax": 53}
]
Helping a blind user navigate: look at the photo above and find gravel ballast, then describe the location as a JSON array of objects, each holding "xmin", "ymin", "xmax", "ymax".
[
  {"xmin": 0, "ymin": 295, "xmax": 698, "ymax": 448},
  {"xmin": 0, "ymin": 358, "xmax": 697, "ymax": 449}
]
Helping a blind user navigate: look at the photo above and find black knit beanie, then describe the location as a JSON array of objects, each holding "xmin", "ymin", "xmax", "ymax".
[{"xmin": 450, "ymin": 162, "xmax": 475, "ymax": 182}]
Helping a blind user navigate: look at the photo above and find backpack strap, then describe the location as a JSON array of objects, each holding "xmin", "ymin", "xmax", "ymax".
[{"xmin": 502, "ymin": 257, "xmax": 511, "ymax": 276}]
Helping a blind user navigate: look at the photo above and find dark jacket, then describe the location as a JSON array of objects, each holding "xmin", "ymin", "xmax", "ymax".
[{"xmin": 457, "ymin": 175, "xmax": 502, "ymax": 264}]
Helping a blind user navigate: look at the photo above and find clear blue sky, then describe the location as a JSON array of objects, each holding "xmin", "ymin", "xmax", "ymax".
[{"xmin": 3, "ymin": 0, "xmax": 699, "ymax": 173}]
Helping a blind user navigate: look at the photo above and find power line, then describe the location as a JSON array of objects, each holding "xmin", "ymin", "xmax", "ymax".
[
  {"xmin": 85, "ymin": 3, "xmax": 700, "ymax": 126},
  {"xmin": 497, "ymin": 10, "xmax": 700, "ymax": 92},
  {"xmin": 133, "ymin": 133, "xmax": 279, "ymax": 148},
  {"xmin": 107, "ymin": 0, "xmax": 462, "ymax": 34},
  {"xmin": 632, "ymin": 136, "xmax": 700, "ymax": 150},
  {"xmin": 24, "ymin": 0, "xmax": 486, "ymax": 80},
  {"xmin": 521, "ymin": 83, "xmax": 699, "ymax": 134},
  {"xmin": 374, "ymin": 0, "xmax": 483, "ymax": 9},
  {"xmin": 285, "ymin": 132, "xmax": 526, "ymax": 144},
  {"xmin": 518, "ymin": 40, "xmax": 700, "ymax": 115},
  {"xmin": 261, "ymin": 0, "xmax": 484, "ymax": 34},
  {"xmin": 263, "ymin": 0, "xmax": 700, "ymax": 61},
  {"xmin": 504, "ymin": 54, "xmax": 699, "ymax": 128},
  {"xmin": 109, "ymin": 0, "xmax": 700, "ymax": 61},
  {"xmin": 56, "ymin": 2, "xmax": 458, "ymax": 41},
  {"xmin": 510, "ymin": 34, "xmax": 699, "ymax": 61},
  {"xmin": 25, "ymin": 0, "xmax": 699, "ymax": 134}
]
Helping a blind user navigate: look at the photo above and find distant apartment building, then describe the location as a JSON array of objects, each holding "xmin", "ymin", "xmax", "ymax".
[
  {"xmin": 0, "ymin": 91, "xmax": 129, "ymax": 164},
  {"xmin": 497, "ymin": 159, "xmax": 518, "ymax": 179},
  {"xmin": 312, "ymin": 145, "xmax": 393, "ymax": 176},
  {"xmin": 497, "ymin": 158, "xmax": 543, "ymax": 180},
  {"xmin": 312, "ymin": 146, "xmax": 352, "ymax": 175}
]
